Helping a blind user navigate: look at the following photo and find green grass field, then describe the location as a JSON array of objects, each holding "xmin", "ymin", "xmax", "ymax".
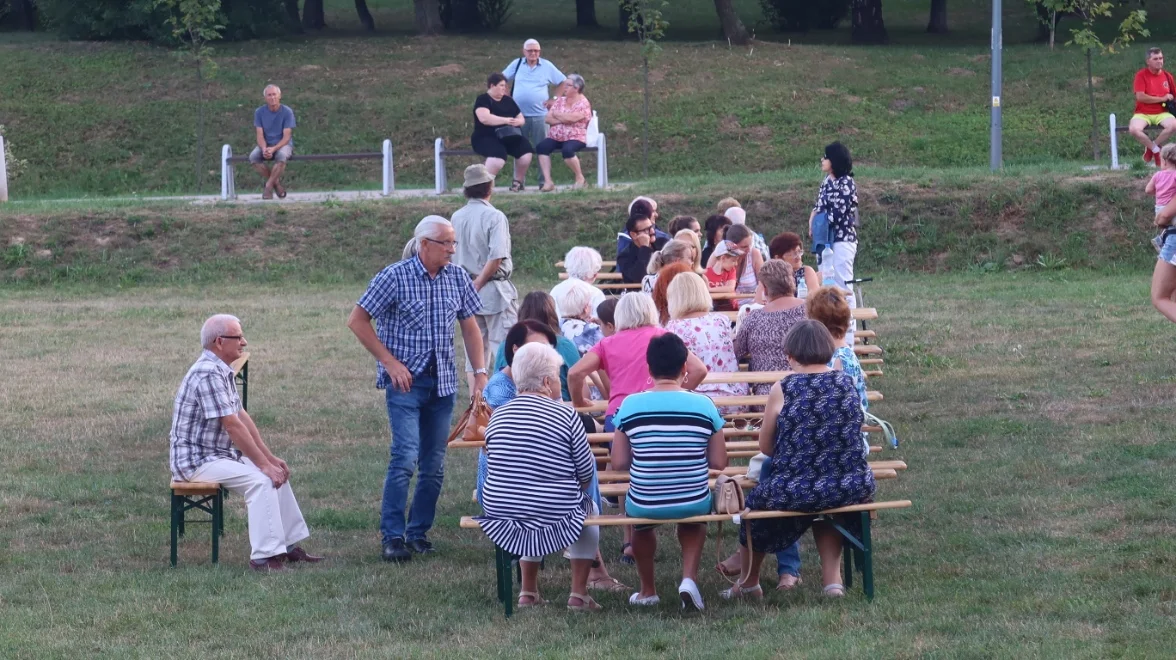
[
  {"xmin": 0, "ymin": 0, "xmax": 1174, "ymax": 197},
  {"xmin": 2, "ymin": 269, "xmax": 1176, "ymax": 657}
]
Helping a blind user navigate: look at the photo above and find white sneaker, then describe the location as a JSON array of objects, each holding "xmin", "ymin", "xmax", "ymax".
[
  {"xmin": 678, "ymin": 578, "xmax": 705, "ymax": 611},
  {"xmin": 628, "ymin": 592, "xmax": 660, "ymax": 606}
]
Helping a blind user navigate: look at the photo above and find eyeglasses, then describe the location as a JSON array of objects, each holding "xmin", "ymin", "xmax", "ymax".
[
  {"xmin": 525, "ymin": 49, "xmax": 541, "ymax": 53},
  {"xmin": 423, "ymin": 237, "xmax": 459, "ymax": 248},
  {"xmin": 219, "ymin": 335, "xmax": 244, "ymax": 342},
  {"xmin": 634, "ymin": 225, "xmax": 655, "ymax": 235}
]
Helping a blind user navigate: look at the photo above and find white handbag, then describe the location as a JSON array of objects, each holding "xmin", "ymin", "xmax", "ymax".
[{"xmin": 585, "ymin": 111, "xmax": 600, "ymax": 147}]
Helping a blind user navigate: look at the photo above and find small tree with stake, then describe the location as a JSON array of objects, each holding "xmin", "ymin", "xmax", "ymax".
[
  {"xmin": 619, "ymin": 0, "xmax": 669, "ymax": 179},
  {"xmin": 154, "ymin": 0, "xmax": 224, "ymax": 193},
  {"xmin": 1028, "ymin": 0, "xmax": 1147, "ymax": 161}
]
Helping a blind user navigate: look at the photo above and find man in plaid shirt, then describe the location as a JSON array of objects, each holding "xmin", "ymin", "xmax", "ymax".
[
  {"xmin": 348, "ymin": 216, "xmax": 488, "ymax": 563},
  {"xmin": 170, "ymin": 314, "xmax": 323, "ymax": 572}
]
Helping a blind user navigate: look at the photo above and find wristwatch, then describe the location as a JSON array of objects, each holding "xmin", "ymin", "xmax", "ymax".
[{"xmin": 474, "ymin": 368, "xmax": 488, "ymax": 375}]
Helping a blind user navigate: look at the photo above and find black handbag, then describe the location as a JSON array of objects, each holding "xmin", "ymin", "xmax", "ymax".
[
  {"xmin": 495, "ymin": 126, "xmax": 523, "ymax": 140},
  {"xmin": 1166, "ymin": 72, "xmax": 1176, "ymax": 116}
]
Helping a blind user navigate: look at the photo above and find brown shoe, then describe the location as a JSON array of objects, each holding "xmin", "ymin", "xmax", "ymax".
[
  {"xmin": 263, "ymin": 181, "xmax": 274, "ymax": 200},
  {"xmin": 274, "ymin": 179, "xmax": 287, "ymax": 198},
  {"xmin": 250, "ymin": 556, "xmax": 288, "ymax": 572},
  {"xmin": 285, "ymin": 546, "xmax": 324, "ymax": 563}
]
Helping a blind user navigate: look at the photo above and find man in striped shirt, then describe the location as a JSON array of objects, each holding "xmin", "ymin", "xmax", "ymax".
[
  {"xmin": 348, "ymin": 216, "xmax": 488, "ymax": 563},
  {"xmin": 169, "ymin": 314, "xmax": 322, "ymax": 572}
]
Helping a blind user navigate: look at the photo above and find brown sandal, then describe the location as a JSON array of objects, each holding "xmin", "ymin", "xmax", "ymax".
[
  {"xmin": 510, "ymin": 180, "xmax": 524, "ymax": 192},
  {"xmin": 567, "ymin": 592, "xmax": 603, "ymax": 612},
  {"xmin": 587, "ymin": 576, "xmax": 629, "ymax": 593}
]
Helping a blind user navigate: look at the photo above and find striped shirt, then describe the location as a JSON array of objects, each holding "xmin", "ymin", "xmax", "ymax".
[
  {"xmin": 476, "ymin": 394, "xmax": 596, "ymax": 558},
  {"xmin": 614, "ymin": 389, "xmax": 724, "ymax": 518},
  {"xmin": 169, "ymin": 350, "xmax": 242, "ymax": 481},
  {"xmin": 357, "ymin": 255, "xmax": 482, "ymax": 397}
]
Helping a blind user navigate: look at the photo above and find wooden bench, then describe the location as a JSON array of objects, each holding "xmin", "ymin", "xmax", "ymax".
[
  {"xmin": 572, "ymin": 390, "xmax": 881, "ymax": 415},
  {"xmin": 1108, "ymin": 113, "xmax": 1168, "ymax": 170},
  {"xmin": 596, "ymin": 465, "xmax": 902, "ymax": 489},
  {"xmin": 434, "ymin": 136, "xmax": 608, "ymax": 194},
  {"xmin": 220, "ymin": 141, "xmax": 395, "ymax": 200},
  {"xmin": 460, "ymin": 499, "xmax": 913, "ymax": 616},
  {"xmin": 168, "ymin": 352, "xmax": 249, "ymax": 566}
]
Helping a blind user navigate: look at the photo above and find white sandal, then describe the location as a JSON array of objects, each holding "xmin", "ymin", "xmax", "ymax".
[
  {"xmin": 823, "ymin": 583, "xmax": 846, "ymax": 597},
  {"xmin": 719, "ymin": 581, "xmax": 764, "ymax": 601},
  {"xmin": 628, "ymin": 592, "xmax": 661, "ymax": 606},
  {"xmin": 568, "ymin": 592, "xmax": 603, "ymax": 612},
  {"xmin": 517, "ymin": 590, "xmax": 549, "ymax": 608}
]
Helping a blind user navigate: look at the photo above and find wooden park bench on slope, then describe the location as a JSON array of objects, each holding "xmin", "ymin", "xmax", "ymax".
[
  {"xmin": 220, "ymin": 141, "xmax": 395, "ymax": 200},
  {"xmin": 434, "ymin": 136, "xmax": 609, "ymax": 194}
]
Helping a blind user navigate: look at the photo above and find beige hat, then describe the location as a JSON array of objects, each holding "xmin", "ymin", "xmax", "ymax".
[
  {"xmin": 712, "ymin": 240, "xmax": 745, "ymax": 259},
  {"xmin": 463, "ymin": 164, "xmax": 495, "ymax": 189}
]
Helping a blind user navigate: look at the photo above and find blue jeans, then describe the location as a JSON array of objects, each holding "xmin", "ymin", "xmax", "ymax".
[
  {"xmin": 380, "ymin": 372, "xmax": 455, "ymax": 544},
  {"xmin": 777, "ymin": 542, "xmax": 801, "ymax": 577}
]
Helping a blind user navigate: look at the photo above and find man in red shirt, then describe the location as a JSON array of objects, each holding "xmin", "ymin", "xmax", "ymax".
[{"xmin": 1129, "ymin": 47, "xmax": 1176, "ymax": 166}]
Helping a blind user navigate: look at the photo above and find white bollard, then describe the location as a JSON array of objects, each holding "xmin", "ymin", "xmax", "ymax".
[
  {"xmin": 434, "ymin": 138, "xmax": 446, "ymax": 195},
  {"xmin": 221, "ymin": 144, "xmax": 234, "ymax": 200},
  {"xmin": 0, "ymin": 135, "xmax": 9, "ymax": 202},
  {"xmin": 596, "ymin": 134, "xmax": 608, "ymax": 189},
  {"xmin": 382, "ymin": 139, "xmax": 394, "ymax": 196},
  {"xmin": 1109, "ymin": 113, "xmax": 1119, "ymax": 170}
]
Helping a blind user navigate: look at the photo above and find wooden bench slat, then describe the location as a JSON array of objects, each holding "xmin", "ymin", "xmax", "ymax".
[
  {"xmin": 721, "ymin": 307, "xmax": 877, "ymax": 323},
  {"xmin": 170, "ymin": 481, "xmax": 221, "ymax": 494},
  {"xmin": 460, "ymin": 499, "xmax": 913, "ymax": 529},
  {"xmin": 597, "ymin": 462, "xmax": 904, "ymax": 482},
  {"xmin": 560, "ymin": 272, "xmax": 624, "ymax": 281},
  {"xmin": 597, "ymin": 469, "xmax": 897, "ymax": 496},
  {"xmin": 557, "ymin": 260, "xmax": 617, "ymax": 268}
]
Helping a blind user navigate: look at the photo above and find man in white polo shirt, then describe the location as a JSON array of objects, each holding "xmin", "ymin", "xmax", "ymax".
[{"xmin": 502, "ymin": 38, "xmax": 566, "ymax": 187}]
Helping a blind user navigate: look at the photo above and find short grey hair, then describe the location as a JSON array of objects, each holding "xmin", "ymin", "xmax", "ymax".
[
  {"xmin": 563, "ymin": 246, "xmax": 602, "ymax": 280},
  {"xmin": 401, "ymin": 215, "xmax": 452, "ymax": 260},
  {"xmin": 201, "ymin": 314, "xmax": 241, "ymax": 350},
  {"xmin": 263, "ymin": 84, "xmax": 280, "ymax": 95},
  {"xmin": 524, "ymin": 38, "xmax": 540, "ymax": 49},
  {"xmin": 614, "ymin": 292, "xmax": 658, "ymax": 331},
  {"xmin": 1147, "ymin": 47, "xmax": 1163, "ymax": 60},
  {"xmin": 566, "ymin": 73, "xmax": 585, "ymax": 92},
  {"xmin": 557, "ymin": 279, "xmax": 595, "ymax": 318},
  {"xmin": 512, "ymin": 342, "xmax": 562, "ymax": 394}
]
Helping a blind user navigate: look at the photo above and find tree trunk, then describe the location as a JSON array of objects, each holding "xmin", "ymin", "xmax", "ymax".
[
  {"xmin": 1049, "ymin": 11, "xmax": 1056, "ymax": 50},
  {"xmin": 282, "ymin": 0, "xmax": 304, "ymax": 32},
  {"xmin": 355, "ymin": 0, "xmax": 376, "ymax": 30},
  {"xmin": 12, "ymin": 0, "xmax": 37, "ymax": 31},
  {"xmin": 414, "ymin": 0, "xmax": 444, "ymax": 34},
  {"xmin": 302, "ymin": 0, "xmax": 326, "ymax": 30},
  {"xmin": 925, "ymin": 0, "xmax": 947, "ymax": 34},
  {"xmin": 196, "ymin": 62, "xmax": 206, "ymax": 194},
  {"xmin": 642, "ymin": 55, "xmax": 650, "ymax": 179},
  {"xmin": 1087, "ymin": 48, "xmax": 1100, "ymax": 161},
  {"xmin": 713, "ymin": 0, "xmax": 751, "ymax": 45},
  {"xmin": 576, "ymin": 0, "xmax": 598, "ymax": 27},
  {"xmin": 851, "ymin": 0, "xmax": 887, "ymax": 44}
]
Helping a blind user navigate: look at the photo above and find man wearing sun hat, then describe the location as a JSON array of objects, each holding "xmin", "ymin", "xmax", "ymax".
[{"xmin": 451, "ymin": 164, "xmax": 518, "ymax": 394}]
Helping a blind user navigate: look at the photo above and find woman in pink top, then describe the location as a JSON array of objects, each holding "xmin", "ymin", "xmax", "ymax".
[
  {"xmin": 568, "ymin": 292, "xmax": 709, "ymax": 565},
  {"xmin": 536, "ymin": 73, "xmax": 592, "ymax": 191}
]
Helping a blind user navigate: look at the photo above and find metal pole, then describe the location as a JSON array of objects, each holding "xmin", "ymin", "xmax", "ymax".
[
  {"xmin": 0, "ymin": 135, "xmax": 9, "ymax": 202},
  {"xmin": 990, "ymin": 0, "xmax": 1002, "ymax": 170}
]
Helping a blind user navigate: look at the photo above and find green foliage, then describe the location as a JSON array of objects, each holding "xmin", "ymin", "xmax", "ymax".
[
  {"xmin": 621, "ymin": 0, "xmax": 670, "ymax": 58},
  {"xmin": 760, "ymin": 0, "xmax": 849, "ymax": 31},
  {"xmin": 155, "ymin": 0, "xmax": 224, "ymax": 74},
  {"xmin": 36, "ymin": 0, "xmax": 283, "ymax": 43},
  {"xmin": 0, "ymin": 125, "xmax": 29, "ymax": 181}
]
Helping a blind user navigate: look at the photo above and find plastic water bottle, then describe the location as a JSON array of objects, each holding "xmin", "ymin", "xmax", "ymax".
[
  {"xmin": 819, "ymin": 246, "xmax": 837, "ymax": 287},
  {"xmin": 796, "ymin": 273, "xmax": 808, "ymax": 300}
]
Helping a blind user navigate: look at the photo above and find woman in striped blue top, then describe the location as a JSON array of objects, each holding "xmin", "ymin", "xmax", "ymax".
[
  {"xmin": 612, "ymin": 333, "xmax": 727, "ymax": 611},
  {"xmin": 477, "ymin": 342, "xmax": 604, "ymax": 612}
]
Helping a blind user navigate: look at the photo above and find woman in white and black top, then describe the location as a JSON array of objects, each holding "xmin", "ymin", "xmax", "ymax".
[{"xmin": 476, "ymin": 342, "xmax": 604, "ymax": 612}]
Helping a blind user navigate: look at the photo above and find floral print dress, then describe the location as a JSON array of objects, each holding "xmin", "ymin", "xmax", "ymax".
[
  {"xmin": 813, "ymin": 175, "xmax": 859, "ymax": 244},
  {"xmin": 732, "ymin": 305, "xmax": 808, "ymax": 395},
  {"xmin": 665, "ymin": 314, "xmax": 748, "ymax": 412}
]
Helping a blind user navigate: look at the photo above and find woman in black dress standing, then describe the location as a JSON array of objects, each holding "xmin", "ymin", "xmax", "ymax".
[{"xmin": 472, "ymin": 73, "xmax": 534, "ymax": 191}]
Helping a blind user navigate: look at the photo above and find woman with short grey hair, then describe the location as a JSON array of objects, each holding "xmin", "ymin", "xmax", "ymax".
[
  {"xmin": 551, "ymin": 246, "xmax": 606, "ymax": 320},
  {"xmin": 477, "ymin": 342, "xmax": 604, "ymax": 612},
  {"xmin": 536, "ymin": 73, "xmax": 593, "ymax": 191}
]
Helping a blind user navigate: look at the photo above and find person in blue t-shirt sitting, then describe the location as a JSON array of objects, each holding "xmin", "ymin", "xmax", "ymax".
[{"xmin": 249, "ymin": 85, "xmax": 296, "ymax": 200}]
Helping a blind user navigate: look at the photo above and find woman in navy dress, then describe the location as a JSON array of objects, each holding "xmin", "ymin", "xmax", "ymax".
[{"xmin": 722, "ymin": 320, "xmax": 875, "ymax": 600}]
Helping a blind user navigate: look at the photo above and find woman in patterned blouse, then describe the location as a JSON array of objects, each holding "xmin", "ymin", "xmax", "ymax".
[
  {"xmin": 536, "ymin": 73, "xmax": 592, "ymax": 191},
  {"xmin": 809, "ymin": 142, "xmax": 860, "ymax": 338}
]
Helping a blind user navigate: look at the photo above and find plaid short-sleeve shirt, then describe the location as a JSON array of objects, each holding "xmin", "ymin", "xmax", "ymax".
[
  {"xmin": 357, "ymin": 255, "xmax": 482, "ymax": 397},
  {"xmin": 169, "ymin": 350, "xmax": 243, "ymax": 481}
]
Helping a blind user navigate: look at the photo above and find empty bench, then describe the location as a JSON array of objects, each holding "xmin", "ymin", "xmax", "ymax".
[
  {"xmin": 434, "ymin": 136, "xmax": 608, "ymax": 194},
  {"xmin": 460, "ymin": 499, "xmax": 913, "ymax": 617},
  {"xmin": 220, "ymin": 140, "xmax": 395, "ymax": 200}
]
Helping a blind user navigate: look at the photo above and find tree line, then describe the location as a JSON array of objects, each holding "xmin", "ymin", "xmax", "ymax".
[{"xmin": 0, "ymin": 0, "xmax": 977, "ymax": 45}]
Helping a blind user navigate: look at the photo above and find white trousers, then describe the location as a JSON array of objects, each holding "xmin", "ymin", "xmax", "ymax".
[
  {"xmin": 192, "ymin": 457, "xmax": 310, "ymax": 560},
  {"xmin": 831, "ymin": 241, "xmax": 858, "ymax": 345}
]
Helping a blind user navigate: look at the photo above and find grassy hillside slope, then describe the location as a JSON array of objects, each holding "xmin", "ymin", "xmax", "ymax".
[
  {"xmin": 0, "ymin": 168, "xmax": 1157, "ymax": 286},
  {"xmin": 0, "ymin": 0, "xmax": 1173, "ymax": 197}
]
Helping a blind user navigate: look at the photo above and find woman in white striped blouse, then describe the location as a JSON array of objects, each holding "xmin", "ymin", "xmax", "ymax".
[{"xmin": 476, "ymin": 342, "xmax": 604, "ymax": 612}]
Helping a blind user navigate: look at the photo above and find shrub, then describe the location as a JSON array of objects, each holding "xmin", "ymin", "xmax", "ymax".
[
  {"xmin": 0, "ymin": 125, "xmax": 29, "ymax": 181},
  {"xmin": 759, "ymin": 0, "xmax": 848, "ymax": 31},
  {"xmin": 439, "ymin": 0, "xmax": 513, "ymax": 32},
  {"xmin": 37, "ymin": 0, "xmax": 286, "ymax": 43}
]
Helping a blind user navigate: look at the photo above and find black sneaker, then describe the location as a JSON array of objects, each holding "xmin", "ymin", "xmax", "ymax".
[
  {"xmin": 382, "ymin": 538, "xmax": 412, "ymax": 563},
  {"xmin": 406, "ymin": 537, "xmax": 435, "ymax": 555}
]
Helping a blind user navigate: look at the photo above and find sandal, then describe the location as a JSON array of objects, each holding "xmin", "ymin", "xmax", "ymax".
[
  {"xmin": 540, "ymin": 182, "xmax": 555, "ymax": 192},
  {"xmin": 274, "ymin": 180, "xmax": 287, "ymax": 198},
  {"xmin": 572, "ymin": 179, "xmax": 587, "ymax": 189},
  {"xmin": 587, "ymin": 576, "xmax": 629, "ymax": 593},
  {"xmin": 823, "ymin": 583, "xmax": 846, "ymax": 598},
  {"xmin": 510, "ymin": 179, "xmax": 524, "ymax": 192},
  {"xmin": 719, "ymin": 581, "xmax": 764, "ymax": 601},
  {"xmin": 777, "ymin": 574, "xmax": 802, "ymax": 591},
  {"xmin": 517, "ymin": 591, "xmax": 549, "ymax": 608},
  {"xmin": 619, "ymin": 543, "xmax": 635, "ymax": 566},
  {"xmin": 715, "ymin": 561, "xmax": 741, "ymax": 578},
  {"xmin": 568, "ymin": 592, "xmax": 603, "ymax": 612}
]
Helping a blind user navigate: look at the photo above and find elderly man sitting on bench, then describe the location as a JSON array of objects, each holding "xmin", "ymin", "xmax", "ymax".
[
  {"xmin": 169, "ymin": 314, "xmax": 323, "ymax": 572},
  {"xmin": 249, "ymin": 84, "xmax": 296, "ymax": 200}
]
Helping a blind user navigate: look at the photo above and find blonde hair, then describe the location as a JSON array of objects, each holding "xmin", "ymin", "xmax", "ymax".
[
  {"xmin": 557, "ymin": 279, "xmax": 595, "ymax": 319},
  {"xmin": 716, "ymin": 197, "xmax": 741, "ymax": 212},
  {"xmin": 674, "ymin": 229, "xmax": 703, "ymax": 270},
  {"xmin": 1161, "ymin": 143, "xmax": 1176, "ymax": 167},
  {"xmin": 614, "ymin": 292, "xmax": 659, "ymax": 331},
  {"xmin": 646, "ymin": 238, "xmax": 696, "ymax": 275},
  {"xmin": 667, "ymin": 272, "xmax": 712, "ymax": 320}
]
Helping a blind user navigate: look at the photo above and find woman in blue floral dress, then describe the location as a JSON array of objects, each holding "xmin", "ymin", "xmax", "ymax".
[{"xmin": 722, "ymin": 320, "xmax": 875, "ymax": 601}]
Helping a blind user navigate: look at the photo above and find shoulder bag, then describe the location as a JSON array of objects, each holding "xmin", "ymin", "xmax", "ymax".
[
  {"xmin": 713, "ymin": 474, "xmax": 752, "ymax": 582},
  {"xmin": 1165, "ymin": 71, "xmax": 1176, "ymax": 116},
  {"xmin": 447, "ymin": 394, "xmax": 492, "ymax": 445}
]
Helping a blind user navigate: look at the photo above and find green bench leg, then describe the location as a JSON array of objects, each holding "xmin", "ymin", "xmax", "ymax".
[
  {"xmin": 211, "ymin": 489, "xmax": 223, "ymax": 564},
  {"xmin": 494, "ymin": 546, "xmax": 515, "ymax": 618},
  {"xmin": 843, "ymin": 542, "xmax": 853, "ymax": 590},
  {"xmin": 170, "ymin": 494, "xmax": 181, "ymax": 568},
  {"xmin": 860, "ymin": 511, "xmax": 874, "ymax": 601}
]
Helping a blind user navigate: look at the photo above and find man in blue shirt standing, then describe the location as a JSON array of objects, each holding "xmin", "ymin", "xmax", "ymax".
[
  {"xmin": 502, "ymin": 39, "xmax": 565, "ymax": 187},
  {"xmin": 249, "ymin": 84, "xmax": 296, "ymax": 200}
]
